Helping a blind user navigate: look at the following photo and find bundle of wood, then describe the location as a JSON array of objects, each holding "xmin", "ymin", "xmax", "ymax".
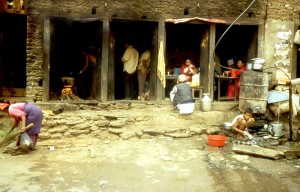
[{"xmin": 0, "ymin": 123, "xmax": 34, "ymax": 148}]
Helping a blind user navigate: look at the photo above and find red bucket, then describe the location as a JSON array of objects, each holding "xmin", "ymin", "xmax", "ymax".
[{"xmin": 208, "ymin": 135, "xmax": 226, "ymax": 147}]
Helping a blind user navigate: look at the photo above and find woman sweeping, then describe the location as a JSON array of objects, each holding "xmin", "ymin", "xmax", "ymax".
[{"xmin": 0, "ymin": 101, "xmax": 43, "ymax": 151}]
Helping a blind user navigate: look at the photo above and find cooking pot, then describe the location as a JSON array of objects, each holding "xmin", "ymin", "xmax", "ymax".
[
  {"xmin": 251, "ymin": 58, "xmax": 265, "ymax": 71},
  {"xmin": 268, "ymin": 121, "xmax": 283, "ymax": 137},
  {"xmin": 223, "ymin": 122, "xmax": 232, "ymax": 130},
  {"xmin": 61, "ymin": 77, "xmax": 75, "ymax": 86}
]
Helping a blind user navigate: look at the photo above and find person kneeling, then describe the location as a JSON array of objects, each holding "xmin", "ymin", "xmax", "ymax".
[
  {"xmin": 231, "ymin": 108, "xmax": 255, "ymax": 140},
  {"xmin": 170, "ymin": 74, "xmax": 195, "ymax": 115}
]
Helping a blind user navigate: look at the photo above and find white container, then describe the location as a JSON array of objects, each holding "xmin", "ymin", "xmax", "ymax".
[
  {"xmin": 246, "ymin": 63, "xmax": 252, "ymax": 71},
  {"xmin": 223, "ymin": 122, "xmax": 232, "ymax": 130},
  {"xmin": 251, "ymin": 58, "xmax": 265, "ymax": 71},
  {"xmin": 201, "ymin": 93, "xmax": 212, "ymax": 112}
]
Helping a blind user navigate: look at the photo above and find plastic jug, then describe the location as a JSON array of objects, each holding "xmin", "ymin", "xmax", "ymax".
[{"xmin": 201, "ymin": 93, "xmax": 212, "ymax": 112}]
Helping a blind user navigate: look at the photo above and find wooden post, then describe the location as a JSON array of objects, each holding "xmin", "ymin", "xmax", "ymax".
[
  {"xmin": 156, "ymin": 19, "xmax": 165, "ymax": 101},
  {"xmin": 101, "ymin": 18, "xmax": 110, "ymax": 101},
  {"xmin": 208, "ymin": 24, "xmax": 216, "ymax": 99},
  {"xmin": 288, "ymin": 86, "xmax": 293, "ymax": 141},
  {"xmin": 42, "ymin": 18, "xmax": 50, "ymax": 102}
]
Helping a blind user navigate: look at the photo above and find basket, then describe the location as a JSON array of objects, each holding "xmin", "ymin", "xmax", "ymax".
[{"xmin": 208, "ymin": 135, "xmax": 226, "ymax": 147}]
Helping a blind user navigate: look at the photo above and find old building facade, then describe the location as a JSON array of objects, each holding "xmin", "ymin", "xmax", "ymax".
[{"xmin": 0, "ymin": 0, "xmax": 300, "ymax": 102}]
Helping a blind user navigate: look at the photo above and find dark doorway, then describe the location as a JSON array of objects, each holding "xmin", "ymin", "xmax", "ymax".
[
  {"xmin": 49, "ymin": 18, "xmax": 102, "ymax": 100},
  {"xmin": 215, "ymin": 24, "xmax": 258, "ymax": 99},
  {"xmin": 110, "ymin": 19, "xmax": 157, "ymax": 100},
  {"xmin": 0, "ymin": 13, "xmax": 26, "ymax": 97},
  {"xmin": 165, "ymin": 22, "xmax": 208, "ymax": 97}
]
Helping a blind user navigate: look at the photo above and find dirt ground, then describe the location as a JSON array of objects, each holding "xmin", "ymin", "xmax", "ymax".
[
  {"xmin": 0, "ymin": 103, "xmax": 300, "ymax": 192},
  {"xmin": 0, "ymin": 135, "xmax": 300, "ymax": 192}
]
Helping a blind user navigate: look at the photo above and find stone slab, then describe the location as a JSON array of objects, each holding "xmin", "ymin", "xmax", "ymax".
[{"xmin": 232, "ymin": 144, "xmax": 284, "ymax": 159}]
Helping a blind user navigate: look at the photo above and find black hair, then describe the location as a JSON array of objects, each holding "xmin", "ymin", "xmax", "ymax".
[
  {"xmin": 0, "ymin": 99, "xmax": 10, "ymax": 104},
  {"xmin": 237, "ymin": 57, "xmax": 246, "ymax": 64},
  {"xmin": 244, "ymin": 108, "xmax": 253, "ymax": 114}
]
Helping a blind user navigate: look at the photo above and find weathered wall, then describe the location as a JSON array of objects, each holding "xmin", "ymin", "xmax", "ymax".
[
  {"xmin": 264, "ymin": 20, "xmax": 295, "ymax": 70},
  {"xmin": 27, "ymin": 0, "xmax": 267, "ymax": 19},
  {"xmin": 265, "ymin": 0, "xmax": 300, "ymax": 20},
  {"xmin": 25, "ymin": 0, "xmax": 300, "ymax": 101},
  {"xmin": 264, "ymin": 0, "xmax": 300, "ymax": 79}
]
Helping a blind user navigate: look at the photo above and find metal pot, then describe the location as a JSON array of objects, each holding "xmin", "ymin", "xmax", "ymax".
[
  {"xmin": 223, "ymin": 122, "xmax": 232, "ymax": 130},
  {"xmin": 61, "ymin": 77, "xmax": 75, "ymax": 86},
  {"xmin": 251, "ymin": 58, "xmax": 265, "ymax": 71},
  {"xmin": 268, "ymin": 121, "xmax": 283, "ymax": 137}
]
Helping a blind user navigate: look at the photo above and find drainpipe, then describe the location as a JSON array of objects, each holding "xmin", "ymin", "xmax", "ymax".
[{"xmin": 288, "ymin": 85, "xmax": 293, "ymax": 141}]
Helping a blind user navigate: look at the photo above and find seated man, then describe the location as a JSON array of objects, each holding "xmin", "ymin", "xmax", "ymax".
[
  {"xmin": 170, "ymin": 74, "xmax": 195, "ymax": 115},
  {"xmin": 231, "ymin": 108, "xmax": 255, "ymax": 140}
]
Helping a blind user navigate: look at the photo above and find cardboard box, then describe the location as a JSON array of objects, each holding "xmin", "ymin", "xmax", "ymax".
[{"xmin": 271, "ymin": 69, "xmax": 291, "ymax": 86}]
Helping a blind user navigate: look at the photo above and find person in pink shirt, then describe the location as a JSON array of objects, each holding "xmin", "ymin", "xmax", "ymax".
[{"xmin": 0, "ymin": 101, "xmax": 43, "ymax": 151}]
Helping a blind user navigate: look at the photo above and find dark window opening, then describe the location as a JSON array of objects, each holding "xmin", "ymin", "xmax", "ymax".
[{"xmin": 0, "ymin": 13, "xmax": 26, "ymax": 97}]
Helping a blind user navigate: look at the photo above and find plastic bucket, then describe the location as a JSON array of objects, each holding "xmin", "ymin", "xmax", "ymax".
[{"xmin": 208, "ymin": 135, "xmax": 226, "ymax": 147}]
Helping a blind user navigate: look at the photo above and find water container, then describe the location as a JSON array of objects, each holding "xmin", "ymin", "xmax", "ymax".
[
  {"xmin": 201, "ymin": 93, "xmax": 212, "ymax": 112},
  {"xmin": 239, "ymin": 71, "xmax": 268, "ymax": 113}
]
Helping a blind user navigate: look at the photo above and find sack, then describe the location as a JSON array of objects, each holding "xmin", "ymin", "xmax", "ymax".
[{"xmin": 20, "ymin": 132, "xmax": 33, "ymax": 150}]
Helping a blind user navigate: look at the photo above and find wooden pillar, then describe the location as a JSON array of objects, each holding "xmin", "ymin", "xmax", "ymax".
[
  {"xmin": 42, "ymin": 18, "xmax": 51, "ymax": 102},
  {"xmin": 208, "ymin": 24, "xmax": 216, "ymax": 99},
  {"xmin": 101, "ymin": 18, "xmax": 110, "ymax": 101},
  {"xmin": 156, "ymin": 19, "xmax": 166, "ymax": 101}
]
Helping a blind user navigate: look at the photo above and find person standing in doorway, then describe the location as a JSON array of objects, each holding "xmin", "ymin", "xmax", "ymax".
[
  {"xmin": 121, "ymin": 41, "xmax": 139, "ymax": 99},
  {"xmin": 78, "ymin": 48, "xmax": 97, "ymax": 99},
  {"xmin": 226, "ymin": 58, "xmax": 246, "ymax": 98},
  {"xmin": 137, "ymin": 49, "xmax": 151, "ymax": 100}
]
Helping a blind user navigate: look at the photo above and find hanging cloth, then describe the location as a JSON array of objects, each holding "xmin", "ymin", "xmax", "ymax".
[{"xmin": 157, "ymin": 41, "xmax": 166, "ymax": 88}]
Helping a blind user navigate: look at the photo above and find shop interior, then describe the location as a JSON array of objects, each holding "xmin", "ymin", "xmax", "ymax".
[
  {"xmin": 49, "ymin": 18, "xmax": 103, "ymax": 100},
  {"xmin": 111, "ymin": 19, "xmax": 157, "ymax": 100},
  {"xmin": 214, "ymin": 24, "xmax": 258, "ymax": 100},
  {"xmin": 165, "ymin": 22, "xmax": 208, "ymax": 97},
  {"xmin": 0, "ymin": 13, "xmax": 26, "ymax": 97}
]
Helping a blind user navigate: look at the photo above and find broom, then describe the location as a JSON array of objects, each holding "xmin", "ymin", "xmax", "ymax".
[{"xmin": 0, "ymin": 123, "xmax": 34, "ymax": 148}]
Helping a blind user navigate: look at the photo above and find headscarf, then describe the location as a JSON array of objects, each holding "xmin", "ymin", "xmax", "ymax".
[{"xmin": 0, "ymin": 103, "xmax": 10, "ymax": 110}]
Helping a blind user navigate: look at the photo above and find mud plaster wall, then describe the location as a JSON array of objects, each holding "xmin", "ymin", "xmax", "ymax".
[
  {"xmin": 264, "ymin": 20, "xmax": 295, "ymax": 71},
  {"xmin": 264, "ymin": 0, "xmax": 300, "ymax": 78},
  {"xmin": 26, "ymin": 0, "xmax": 300, "ymax": 101}
]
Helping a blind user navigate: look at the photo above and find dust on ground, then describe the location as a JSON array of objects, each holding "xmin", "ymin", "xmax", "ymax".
[{"xmin": 0, "ymin": 135, "xmax": 300, "ymax": 192}]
